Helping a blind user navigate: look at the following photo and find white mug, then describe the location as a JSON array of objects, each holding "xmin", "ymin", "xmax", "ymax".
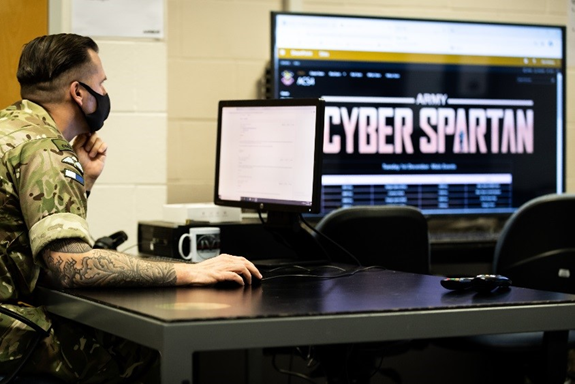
[{"xmin": 177, "ymin": 227, "xmax": 220, "ymax": 262}]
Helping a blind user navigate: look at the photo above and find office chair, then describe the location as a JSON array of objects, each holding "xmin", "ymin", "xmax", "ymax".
[
  {"xmin": 492, "ymin": 193, "xmax": 575, "ymax": 293},
  {"xmin": 309, "ymin": 205, "xmax": 430, "ymax": 383},
  {"xmin": 313, "ymin": 205, "xmax": 430, "ymax": 274},
  {"xmin": 436, "ymin": 193, "xmax": 575, "ymax": 383}
]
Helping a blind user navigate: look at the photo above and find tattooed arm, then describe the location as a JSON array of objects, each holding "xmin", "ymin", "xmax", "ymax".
[{"xmin": 41, "ymin": 238, "xmax": 262, "ymax": 289}]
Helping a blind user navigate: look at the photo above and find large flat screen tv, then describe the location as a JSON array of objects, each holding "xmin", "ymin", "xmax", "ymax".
[{"xmin": 270, "ymin": 12, "xmax": 565, "ymax": 218}]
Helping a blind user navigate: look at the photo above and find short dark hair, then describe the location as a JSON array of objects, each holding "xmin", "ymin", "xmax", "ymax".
[{"xmin": 17, "ymin": 33, "xmax": 99, "ymax": 103}]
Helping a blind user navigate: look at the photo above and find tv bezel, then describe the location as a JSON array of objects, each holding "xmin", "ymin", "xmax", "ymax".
[{"xmin": 270, "ymin": 11, "xmax": 566, "ymax": 219}]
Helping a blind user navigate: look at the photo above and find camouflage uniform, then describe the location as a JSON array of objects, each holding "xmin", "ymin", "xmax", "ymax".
[{"xmin": 0, "ymin": 100, "xmax": 158, "ymax": 383}]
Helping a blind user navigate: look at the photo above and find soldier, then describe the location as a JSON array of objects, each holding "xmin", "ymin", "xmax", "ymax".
[{"xmin": 0, "ymin": 33, "xmax": 261, "ymax": 382}]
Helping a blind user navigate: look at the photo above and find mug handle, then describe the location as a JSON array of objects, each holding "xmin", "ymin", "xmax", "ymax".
[{"xmin": 177, "ymin": 233, "xmax": 193, "ymax": 260}]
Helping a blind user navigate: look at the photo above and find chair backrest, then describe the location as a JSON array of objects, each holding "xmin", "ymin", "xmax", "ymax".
[
  {"xmin": 314, "ymin": 205, "xmax": 430, "ymax": 274},
  {"xmin": 493, "ymin": 193, "xmax": 575, "ymax": 294}
]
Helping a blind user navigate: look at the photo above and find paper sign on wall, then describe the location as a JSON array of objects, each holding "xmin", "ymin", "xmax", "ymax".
[{"xmin": 72, "ymin": 0, "xmax": 164, "ymax": 39}]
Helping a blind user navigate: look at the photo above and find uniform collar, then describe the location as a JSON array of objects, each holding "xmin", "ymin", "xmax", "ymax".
[{"xmin": 18, "ymin": 99, "xmax": 60, "ymax": 133}]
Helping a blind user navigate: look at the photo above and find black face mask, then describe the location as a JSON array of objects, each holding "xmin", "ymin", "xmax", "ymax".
[{"xmin": 78, "ymin": 82, "xmax": 111, "ymax": 132}]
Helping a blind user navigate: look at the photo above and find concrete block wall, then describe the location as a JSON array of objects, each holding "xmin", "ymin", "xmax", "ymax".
[
  {"xmin": 167, "ymin": 0, "xmax": 282, "ymax": 203},
  {"xmin": 86, "ymin": 39, "xmax": 167, "ymax": 252},
  {"xmin": 86, "ymin": 40, "xmax": 167, "ymax": 252},
  {"xmin": 167, "ymin": 0, "xmax": 575, "ymax": 203},
  {"xmin": 49, "ymin": 3, "xmax": 167, "ymax": 252}
]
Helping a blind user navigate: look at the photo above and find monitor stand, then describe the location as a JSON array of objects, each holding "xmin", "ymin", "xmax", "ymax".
[{"xmin": 253, "ymin": 211, "xmax": 328, "ymax": 269}]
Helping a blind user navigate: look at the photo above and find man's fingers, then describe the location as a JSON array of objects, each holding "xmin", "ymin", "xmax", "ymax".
[{"xmin": 89, "ymin": 138, "xmax": 108, "ymax": 158}]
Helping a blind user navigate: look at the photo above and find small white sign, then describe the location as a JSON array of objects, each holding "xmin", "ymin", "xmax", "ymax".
[{"xmin": 72, "ymin": 0, "xmax": 164, "ymax": 39}]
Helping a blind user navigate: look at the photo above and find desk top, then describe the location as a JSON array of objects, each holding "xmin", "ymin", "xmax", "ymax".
[{"xmin": 46, "ymin": 268, "xmax": 575, "ymax": 323}]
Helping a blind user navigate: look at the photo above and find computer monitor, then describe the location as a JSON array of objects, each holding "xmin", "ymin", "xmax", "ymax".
[
  {"xmin": 214, "ymin": 98, "xmax": 325, "ymax": 226},
  {"xmin": 270, "ymin": 12, "xmax": 565, "ymax": 219}
]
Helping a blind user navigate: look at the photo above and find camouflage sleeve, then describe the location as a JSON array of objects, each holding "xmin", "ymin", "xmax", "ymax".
[
  {"xmin": 29, "ymin": 213, "xmax": 93, "ymax": 258},
  {"xmin": 9, "ymin": 137, "xmax": 93, "ymax": 258}
]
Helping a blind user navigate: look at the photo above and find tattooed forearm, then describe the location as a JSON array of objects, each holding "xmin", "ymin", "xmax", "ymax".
[{"xmin": 42, "ymin": 244, "xmax": 177, "ymax": 288}]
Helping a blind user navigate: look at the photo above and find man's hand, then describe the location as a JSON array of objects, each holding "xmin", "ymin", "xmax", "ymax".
[
  {"xmin": 175, "ymin": 254, "xmax": 263, "ymax": 286},
  {"xmin": 72, "ymin": 133, "xmax": 107, "ymax": 192}
]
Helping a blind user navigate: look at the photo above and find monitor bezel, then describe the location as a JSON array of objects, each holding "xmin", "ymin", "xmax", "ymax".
[{"xmin": 214, "ymin": 98, "xmax": 326, "ymax": 214}]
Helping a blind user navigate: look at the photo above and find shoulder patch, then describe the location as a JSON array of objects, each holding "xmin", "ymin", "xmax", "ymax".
[
  {"xmin": 52, "ymin": 138, "xmax": 73, "ymax": 152},
  {"xmin": 63, "ymin": 169, "xmax": 85, "ymax": 186},
  {"xmin": 62, "ymin": 156, "xmax": 84, "ymax": 174}
]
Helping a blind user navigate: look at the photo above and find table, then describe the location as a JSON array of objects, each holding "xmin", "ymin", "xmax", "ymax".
[{"xmin": 37, "ymin": 267, "xmax": 575, "ymax": 383}]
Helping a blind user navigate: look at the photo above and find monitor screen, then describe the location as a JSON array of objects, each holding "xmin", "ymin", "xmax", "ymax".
[
  {"xmin": 214, "ymin": 98, "xmax": 325, "ymax": 214},
  {"xmin": 271, "ymin": 12, "xmax": 565, "ymax": 217}
]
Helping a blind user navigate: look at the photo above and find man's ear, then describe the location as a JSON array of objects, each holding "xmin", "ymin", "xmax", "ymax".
[{"xmin": 70, "ymin": 81, "xmax": 83, "ymax": 106}]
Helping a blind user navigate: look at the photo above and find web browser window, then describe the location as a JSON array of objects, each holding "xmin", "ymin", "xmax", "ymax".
[{"xmin": 271, "ymin": 13, "xmax": 565, "ymax": 216}]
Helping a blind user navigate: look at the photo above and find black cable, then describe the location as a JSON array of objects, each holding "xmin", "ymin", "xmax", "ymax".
[
  {"xmin": 255, "ymin": 211, "xmax": 384, "ymax": 280},
  {"xmin": 271, "ymin": 353, "xmax": 317, "ymax": 384},
  {"xmin": 257, "ymin": 209, "xmax": 265, "ymax": 224},
  {"xmin": 261, "ymin": 265, "xmax": 384, "ymax": 281},
  {"xmin": 256, "ymin": 210, "xmax": 315, "ymax": 258},
  {"xmin": 264, "ymin": 264, "xmax": 346, "ymax": 274},
  {"xmin": 370, "ymin": 354, "xmax": 386, "ymax": 381},
  {"xmin": 299, "ymin": 213, "xmax": 363, "ymax": 267}
]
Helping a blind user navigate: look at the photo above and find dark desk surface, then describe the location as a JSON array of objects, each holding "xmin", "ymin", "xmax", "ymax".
[
  {"xmin": 48, "ymin": 267, "xmax": 575, "ymax": 323},
  {"xmin": 39, "ymin": 267, "xmax": 575, "ymax": 383}
]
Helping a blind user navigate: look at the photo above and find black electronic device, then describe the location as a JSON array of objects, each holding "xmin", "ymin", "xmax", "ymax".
[
  {"xmin": 472, "ymin": 274, "xmax": 512, "ymax": 293},
  {"xmin": 137, "ymin": 221, "xmax": 190, "ymax": 258},
  {"xmin": 441, "ymin": 274, "xmax": 512, "ymax": 293},
  {"xmin": 94, "ymin": 230, "xmax": 128, "ymax": 250},
  {"xmin": 270, "ymin": 12, "xmax": 566, "ymax": 219}
]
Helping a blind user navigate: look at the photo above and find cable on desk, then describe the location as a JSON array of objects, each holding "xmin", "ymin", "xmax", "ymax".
[
  {"xmin": 264, "ymin": 264, "xmax": 347, "ymax": 274},
  {"xmin": 261, "ymin": 265, "xmax": 385, "ymax": 281}
]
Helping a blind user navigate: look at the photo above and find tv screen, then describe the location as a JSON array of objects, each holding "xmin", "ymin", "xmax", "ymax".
[
  {"xmin": 271, "ymin": 12, "xmax": 565, "ymax": 217},
  {"xmin": 214, "ymin": 98, "xmax": 325, "ymax": 215}
]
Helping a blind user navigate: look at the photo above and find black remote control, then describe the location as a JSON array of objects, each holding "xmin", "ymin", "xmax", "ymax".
[
  {"xmin": 471, "ymin": 274, "xmax": 512, "ymax": 293},
  {"xmin": 440, "ymin": 277, "xmax": 475, "ymax": 290}
]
